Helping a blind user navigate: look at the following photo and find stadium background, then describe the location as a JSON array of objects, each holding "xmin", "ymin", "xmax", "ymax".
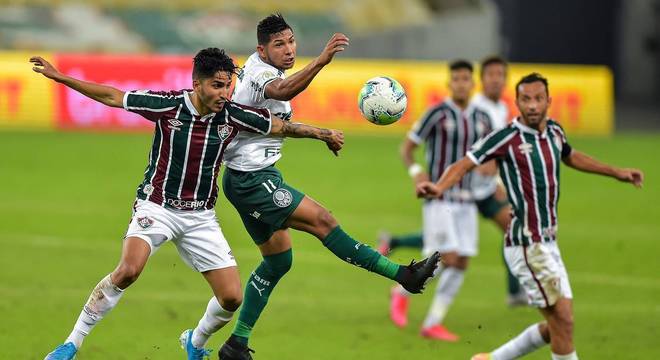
[{"xmin": 0, "ymin": 0, "xmax": 658, "ymax": 359}]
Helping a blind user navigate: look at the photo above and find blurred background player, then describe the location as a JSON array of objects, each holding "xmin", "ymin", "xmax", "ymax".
[
  {"xmin": 378, "ymin": 55, "xmax": 526, "ymax": 306},
  {"xmin": 470, "ymin": 56, "xmax": 526, "ymax": 305},
  {"xmin": 417, "ymin": 73, "xmax": 644, "ymax": 360},
  {"xmin": 32, "ymin": 48, "xmax": 345, "ymax": 360},
  {"xmin": 217, "ymin": 14, "xmax": 440, "ymax": 360},
  {"xmin": 389, "ymin": 60, "xmax": 492, "ymax": 341}
]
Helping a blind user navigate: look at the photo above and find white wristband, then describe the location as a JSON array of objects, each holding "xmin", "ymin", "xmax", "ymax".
[{"xmin": 408, "ymin": 163, "xmax": 423, "ymax": 178}]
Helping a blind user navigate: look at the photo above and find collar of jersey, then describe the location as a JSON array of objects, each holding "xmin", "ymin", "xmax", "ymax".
[
  {"xmin": 184, "ymin": 90, "xmax": 219, "ymax": 122},
  {"xmin": 513, "ymin": 117, "xmax": 549, "ymax": 137}
]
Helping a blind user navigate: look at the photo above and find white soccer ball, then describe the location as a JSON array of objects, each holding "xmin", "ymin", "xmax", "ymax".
[{"xmin": 357, "ymin": 76, "xmax": 407, "ymax": 125}]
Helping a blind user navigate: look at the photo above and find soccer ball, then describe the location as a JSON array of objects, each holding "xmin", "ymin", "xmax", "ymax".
[{"xmin": 357, "ymin": 76, "xmax": 407, "ymax": 125}]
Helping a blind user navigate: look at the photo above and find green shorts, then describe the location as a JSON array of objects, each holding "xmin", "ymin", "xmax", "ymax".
[
  {"xmin": 476, "ymin": 192, "xmax": 508, "ymax": 219},
  {"xmin": 222, "ymin": 166, "xmax": 305, "ymax": 245}
]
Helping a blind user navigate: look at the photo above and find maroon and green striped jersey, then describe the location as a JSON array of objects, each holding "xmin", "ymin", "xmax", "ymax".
[
  {"xmin": 467, "ymin": 118, "xmax": 573, "ymax": 246},
  {"xmin": 123, "ymin": 89, "xmax": 272, "ymax": 210},
  {"xmin": 409, "ymin": 98, "xmax": 493, "ymax": 202}
]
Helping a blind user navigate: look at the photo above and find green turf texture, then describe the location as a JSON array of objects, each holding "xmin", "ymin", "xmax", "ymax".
[{"xmin": 0, "ymin": 131, "xmax": 658, "ymax": 359}]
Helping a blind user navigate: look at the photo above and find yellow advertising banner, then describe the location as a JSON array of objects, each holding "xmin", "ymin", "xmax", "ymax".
[
  {"xmin": 0, "ymin": 51, "xmax": 56, "ymax": 129},
  {"xmin": 0, "ymin": 51, "xmax": 613, "ymax": 135},
  {"xmin": 281, "ymin": 57, "xmax": 614, "ymax": 135}
]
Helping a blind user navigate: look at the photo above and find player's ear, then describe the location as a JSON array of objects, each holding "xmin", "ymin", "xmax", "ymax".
[
  {"xmin": 192, "ymin": 78, "xmax": 201, "ymax": 92},
  {"xmin": 547, "ymin": 95, "xmax": 553, "ymax": 107},
  {"xmin": 257, "ymin": 44, "xmax": 266, "ymax": 57}
]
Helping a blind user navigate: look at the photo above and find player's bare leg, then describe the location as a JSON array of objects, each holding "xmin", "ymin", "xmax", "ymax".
[
  {"xmin": 45, "ymin": 237, "xmax": 151, "ymax": 360},
  {"xmin": 540, "ymin": 298, "xmax": 576, "ymax": 358},
  {"xmin": 184, "ymin": 266, "xmax": 243, "ymax": 358},
  {"xmin": 286, "ymin": 196, "xmax": 439, "ymax": 291}
]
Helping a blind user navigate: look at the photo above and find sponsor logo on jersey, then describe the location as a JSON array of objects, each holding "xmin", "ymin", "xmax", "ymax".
[
  {"xmin": 518, "ymin": 143, "xmax": 534, "ymax": 155},
  {"xmin": 137, "ymin": 216, "xmax": 154, "ymax": 229},
  {"xmin": 218, "ymin": 125, "xmax": 234, "ymax": 141},
  {"xmin": 272, "ymin": 188, "xmax": 292, "ymax": 208},
  {"xmin": 166, "ymin": 198, "xmax": 208, "ymax": 209},
  {"xmin": 167, "ymin": 119, "xmax": 183, "ymax": 131}
]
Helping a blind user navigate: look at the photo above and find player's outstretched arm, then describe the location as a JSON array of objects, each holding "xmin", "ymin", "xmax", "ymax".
[
  {"xmin": 563, "ymin": 150, "xmax": 644, "ymax": 188},
  {"xmin": 400, "ymin": 138, "xmax": 429, "ymax": 184},
  {"xmin": 416, "ymin": 157, "xmax": 477, "ymax": 198},
  {"xmin": 30, "ymin": 56, "xmax": 124, "ymax": 108},
  {"xmin": 265, "ymin": 33, "xmax": 349, "ymax": 101},
  {"xmin": 270, "ymin": 117, "xmax": 344, "ymax": 156}
]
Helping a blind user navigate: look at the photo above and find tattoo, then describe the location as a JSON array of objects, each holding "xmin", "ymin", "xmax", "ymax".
[{"xmin": 281, "ymin": 121, "xmax": 330, "ymax": 140}]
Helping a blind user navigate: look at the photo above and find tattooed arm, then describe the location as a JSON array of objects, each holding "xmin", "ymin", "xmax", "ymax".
[{"xmin": 270, "ymin": 117, "xmax": 344, "ymax": 155}]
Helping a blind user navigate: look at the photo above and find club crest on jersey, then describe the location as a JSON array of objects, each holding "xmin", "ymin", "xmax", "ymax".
[
  {"xmin": 137, "ymin": 216, "xmax": 154, "ymax": 229},
  {"xmin": 518, "ymin": 143, "xmax": 534, "ymax": 155},
  {"xmin": 218, "ymin": 125, "xmax": 233, "ymax": 141},
  {"xmin": 272, "ymin": 188, "xmax": 293, "ymax": 208},
  {"xmin": 143, "ymin": 184, "xmax": 154, "ymax": 195}
]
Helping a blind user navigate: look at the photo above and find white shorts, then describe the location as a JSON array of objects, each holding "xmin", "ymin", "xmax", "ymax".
[
  {"xmin": 125, "ymin": 199, "xmax": 237, "ymax": 272},
  {"xmin": 422, "ymin": 200, "xmax": 478, "ymax": 257},
  {"xmin": 504, "ymin": 241, "xmax": 573, "ymax": 308}
]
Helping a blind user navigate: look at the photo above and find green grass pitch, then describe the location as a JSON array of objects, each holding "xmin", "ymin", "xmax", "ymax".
[{"xmin": 0, "ymin": 131, "xmax": 658, "ymax": 359}]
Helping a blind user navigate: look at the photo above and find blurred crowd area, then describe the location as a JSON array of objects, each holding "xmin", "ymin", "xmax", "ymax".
[
  {"xmin": 0, "ymin": 0, "xmax": 486, "ymax": 55},
  {"xmin": 0, "ymin": 0, "xmax": 658, "ymax": 127}
]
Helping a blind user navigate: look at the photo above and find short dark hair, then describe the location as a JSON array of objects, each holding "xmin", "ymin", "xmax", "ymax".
[
  {"xmin": 515, "ymin": 72, "xmax": 549, "ymax": 98},
  {"xmin": 480, "ymin": 55, "xmax": 507, "ymax": 78},
  {"xmin": 192, "ymin": 47, "xmax": 237, "ymax": 80},
  {"xmin": 257, "ymin": 13, "xmax": 292, "ymax": 45},
  {"xmin": 449, "ymin": 59, "xmax": 473, "ymax": 73}
]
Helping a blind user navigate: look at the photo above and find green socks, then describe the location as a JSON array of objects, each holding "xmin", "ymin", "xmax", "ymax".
[
  {"xmin": 231, "ymin": 249, "xmax": 293, "ymax": 345},
  {"xmin": 390, "ymin": 233, "xmax": 424, "ymax": 250},
  {"xmin": 322, "ymin": 226, "xmax": 400, "ymax": 280}
]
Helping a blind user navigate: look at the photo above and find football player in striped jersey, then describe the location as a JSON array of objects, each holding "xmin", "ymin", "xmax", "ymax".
[
  {"xmin": 32, "ymin": 48, "xmax": 344, "ymax": 360},
  {"xmin": 418, "ymin": 73, "xmax": 643, "ymax": 360}
]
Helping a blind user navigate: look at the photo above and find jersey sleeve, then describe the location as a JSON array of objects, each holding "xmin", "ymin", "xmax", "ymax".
[
  {"xmin": 226, "ymin": 101, "xmax": 272, "ymax": 135},
  {"xmin": 467, "ymin": 128, "xmax": 515, "ymax": 165},
  {"xmin": 246, "ymin": 65, "xmax": 280, "ymax": 103},
  {"xmin": 123, "ymin": 90, "xmax": 182, "ymax": 122},
  {"xmin": 550, "ymin": 121, "xmax": 573, "ymax": 158},
  {"xmin": 408, "ymin": 107, "xmax": 443, "ymax": 144}
]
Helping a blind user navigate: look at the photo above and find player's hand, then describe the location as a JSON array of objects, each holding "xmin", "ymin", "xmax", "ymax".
[
  {"xmin": 317, "ymin": 33, "xmax": 349, "ymax": 66},
  {"xmin": 615, "ymin": 168, "xmax": 644, "ymax": 188},
  {"xmin": 416, "ymin": 181, "xmax": 441, "ymax": 198},
  {"xmin": 413, "ymin": 172, "xmax": 430, "ymax": 185},
  {"xmin": 30, "ymin": 56, "xmax": 62, "ymax": 81},
  {"xmin": 324, "ymin": 129, "xmax": 344, "ymax": 156}
]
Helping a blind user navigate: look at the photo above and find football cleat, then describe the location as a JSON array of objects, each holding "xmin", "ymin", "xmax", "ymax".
[
  {"xmin": 389, "ymin": 286, "xmax": 409, "ymax": 328},
  {"xmin": 218, "ymin": 341, "xmax": 255, "ymax": 360},
  {"xmin": 376, "ymin": 231, "xmax": 392, "ymax": 256},
  {"xmin": 44, "ymin": 342, "xmax": 77, "ymax": 360},
  {"xmin": 397, "ymin": 251, "xmax": 441, "ymax": 294},
  {"xmin": 180, "ymin": 329, "xmax": 212, "ymax": 360},
  {"xmin": 421, "ymin": 324, "xmax": 460, "ymax": 342}
]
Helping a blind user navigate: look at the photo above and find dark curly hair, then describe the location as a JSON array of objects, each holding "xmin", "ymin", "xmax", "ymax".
[
  {"xmin": 192, "ymin": 47, "xmax": 237, "ymax": 80},
  {"xmin": 257, "ymin": 13, "xmax": 292, "ymax": 45},
  {"xmin": 449, "ymin": 59, "xmax": 473, "ymax": 73}
]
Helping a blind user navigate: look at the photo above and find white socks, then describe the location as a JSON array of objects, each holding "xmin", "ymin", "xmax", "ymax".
[
  {"xmin": 423, "ymin": 267, "xmax": 464, "ymax": 328},
  {"xmin": 552, "ymin": 351, "xmax": 578, "ymax": 360},
  {"xmin": 65, "ymin": 274, "xmax": 125, "ymax": 349},
  {"xmin": 491, "ymin": 323, "xmax": 548, "ymax": 360},
  {"xmin": 191, "ymin": 297, "xmax": 234, "ymax": 348}
]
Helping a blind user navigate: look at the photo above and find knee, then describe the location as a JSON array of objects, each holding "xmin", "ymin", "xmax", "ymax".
[
  {"xmin": 219, "ymin": 291, "xmax": 243, "ymax": 312},
  {"xmin": 264, "ymin": 249, "xmax": 293, "ymax": 277},
  {"xmin": 455, "ymin": 256, "xmax": 469, "ymax": 270},
  {"xmin": 113, "ymin": 263, "xmax": 143, "ymax": 288}
]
